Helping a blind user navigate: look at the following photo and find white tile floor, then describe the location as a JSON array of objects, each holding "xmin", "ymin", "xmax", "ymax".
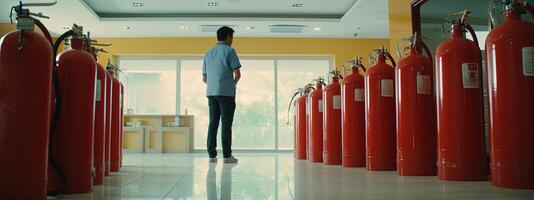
[{"xmin": 49, "ymin": 153, "xmax": 534, "ymax": 200}]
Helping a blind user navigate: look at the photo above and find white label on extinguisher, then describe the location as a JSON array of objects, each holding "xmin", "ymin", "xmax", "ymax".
[
  {"xmin": 333, "ymin": 95, "xmax": 341, "ymax": 109},
  {"xmin": 354, "ymin": 88, "xmax": 364, "ymax": 102},
  {"xmin": 381, "ymin": 79, "xmax": 394, "ymax": 97},
  {"xmin": 95, "ymin": 80, "xmax": 102, "ymax": 101},
  {"xmin": 462, "ymin": 63, "xmax": 480, "ymax": 88},
  {"xmin": 318, "ymin": 100, "xmax": 324, "ymax": 112},
  {"xmin": 522, "ymin": 47, "xmax": 534, "ymax": 76},
  {"xmin": 416, "ymin": 74, "xmax": 432, "ymax": 95}
]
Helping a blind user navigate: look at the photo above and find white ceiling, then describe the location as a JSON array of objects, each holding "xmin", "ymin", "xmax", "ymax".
[{"xmin": 0, "ymin": 0, "xmax": 390, "ymax": 38}]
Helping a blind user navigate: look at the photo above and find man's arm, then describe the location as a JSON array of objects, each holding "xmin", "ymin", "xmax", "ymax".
[
  {"xmin": 202, "ymin": 55, "xmax": 207, "ymax": 84},
  {"xmin": 234, "ymin": 69, "xmax": 241, "ymax": 84},
  {"xmin": 228, "ymin": 48, "xmax": 242, "ymax": 84}
]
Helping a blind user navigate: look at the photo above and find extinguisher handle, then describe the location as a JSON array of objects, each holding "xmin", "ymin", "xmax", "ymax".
[
  {"xmin": 465, "ymin": 23, "xmax": 479, "ymax": 48},
  {"xmin": 21, "ymin": 1, "xmax": 58, "ymax": 8}
]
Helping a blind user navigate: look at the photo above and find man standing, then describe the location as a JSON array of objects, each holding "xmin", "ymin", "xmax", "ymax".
[{"xmin": 203, "ymin": 26, "xmax": 241, "ymax": 164}]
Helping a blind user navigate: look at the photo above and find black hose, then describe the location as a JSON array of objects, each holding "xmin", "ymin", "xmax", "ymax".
[
  {"xmin": 286, "ymin": 90, "xmax": 302, "ymax": 125},
  {"xmin": 465, "ymin": 22, "xmax": 486, "ymax": 171},
  {"xmin": 47, "ymin": 30, "xmax": 74, "ymax": 196},
  {"xmin": 358, "ymin": 64, "xmax": 367, "ymax": 72},
  {"xmin": 420, "ymin": 41, "xmax": 433, "ymax": 66},
  {"xmin": 385, "ymin": 52, "xmax": 397, "ymax": 67},
  {"xmin": 465, "ymin": 23, "xmax": 479, "ymax": 48},
  {"xmin": 33, "ymin": 18, "xmax": 53, "ymax": 46}
]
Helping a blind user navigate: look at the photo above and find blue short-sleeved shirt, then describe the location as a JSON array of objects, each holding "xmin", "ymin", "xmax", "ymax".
[{"xmin": 203, "ymin": 41, "xmax": 242, "ymax": 97}]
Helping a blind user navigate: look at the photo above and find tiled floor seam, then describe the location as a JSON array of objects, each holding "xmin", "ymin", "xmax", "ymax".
[
  {"xmin": 236, "ymin": 166, "xmax": 270, "ymax": 200},
  {"xmin": 160, "ymin": 166, "xmax": 195, "ymax": 200},
  {"xmin": 97, "ymin": 170, "xmax": 161, "ymax": 200}
]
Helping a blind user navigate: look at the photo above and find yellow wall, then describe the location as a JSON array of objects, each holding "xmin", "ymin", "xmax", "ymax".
[
  {"xmin": 0, "ymin": 23, "xmax": 15, "ymax": 36},
  {"xmin": 94, "ymin": 37, "xmax": 389, "ymax": 71},
  {"xmin": 388, "ymin": 0, "xmax": 414, "ymax": 61},
  {"xmin": 2, "ymin": 22, "xmax": 389, "ymax": 71}
]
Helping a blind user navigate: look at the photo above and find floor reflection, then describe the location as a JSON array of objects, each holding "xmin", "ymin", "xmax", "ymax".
[
  {"xmin": 206, "ymin": 164, "xmax": 235, "ymax": 200},
  {"xmin": 54, "ymin": 153, "xmax": 534, "ymax": 200}
]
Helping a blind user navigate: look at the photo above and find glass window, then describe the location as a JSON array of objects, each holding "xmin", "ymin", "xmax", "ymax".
[
  {"xmin": 180, "ymin": 59, "xmax": 209, "ymax": 149},
  {"xmin": 277, "ymin": 59, "xmax": 331, "ymax": 150},
  {"xmin": 186, "ymin": 59, "xmax": 276, "ymax": 149},
  {"xmin": 233, "ymin": 60, "xmax": 275, "ymax": 149},
  {"xmin": 120, "ymin": 59, "xmax": 177, "ymax": 115},
  {"xmin": 120, "ymin": 56, "xmax": 330, "ymax": 150}
]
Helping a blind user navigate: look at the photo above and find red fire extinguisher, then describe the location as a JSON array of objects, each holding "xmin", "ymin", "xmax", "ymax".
[
  {"xmin": 88, "ymin": 45, "xmax": 110, "ymax": 185},
  {"xmin": 0, "ymin": 2, "xmax": 56, "ymax": 199},
  {"xmin": 120, "ymin": 83, "xmax": 125, "ymax": 168},
  {"xmin": 341, "ymin": 58, "xmax": 366, "ymax": 167},
  {"xmin": 105, "ymin": 65, "xmax": 113, "ymax": 176},
  {"xmin": 290, "ymin": 84, "xmax": 313, "ymax": 160},
  {"xmin": 486, "ymin": 0, "xmax": 534, "ymax": 189},
  {"xmin": 365, "ymin": 47, "xmax": 396, "ymax": 171},
  {"xmin": 395, "ymin": 34, "xmax": 437, "ymax": 176},
  {"xmin": 89, "ymin": 45, "xmax": 112, "ymax": 180},
  {"xmin": 323, "ymin": 71, "xmax": 342, "ymax": 165},
  {"xmin": 48, "ymin": 25, "xmax": 97, "ymax": 194},
  {"xmin": 435, "ymin": 11, "xmax": 487, "ymax": 181},
  {"xmin": 110, "ymin": 74, "xmax": 122, "ymax": 171},
  {"xmin": 296, "ymin": 88, "xmax": 307, "ymax": 160},
  {"xmin": 93, "ymin": 62, "xmax": 107, "ymax": 185},
  {"xmin": 47, "ymin": 24, "xmax": 97, "ymax": 194},
  {"xmin": 308, "ymin": 78, "xmax": 325, "ymax": 162}
]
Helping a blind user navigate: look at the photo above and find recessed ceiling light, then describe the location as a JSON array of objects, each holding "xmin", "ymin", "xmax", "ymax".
[
  {"xmin": 313, "ymin": 27, "xmax": 322, "ymax": 31},
  {"xmin": 208, "ymin": 2, "xmax": 217, "ymax": 7},
  {"xmin": 124, "ymin": 26, "xmax": 133, "ymax": 30},
  {"xmin": 246, "ymin": 26, "xmax": 256, "ymax": 31},
  {"xmin": 179, "ymin": 26, "xmax": 192, "ymax": 30},
  {"xmin": 132, "ymin": 2, "xmax": 143, "ymax": 7},
  {"xmin": 292, "ymin": 3, "xmax": 303, "ymax": 8}
]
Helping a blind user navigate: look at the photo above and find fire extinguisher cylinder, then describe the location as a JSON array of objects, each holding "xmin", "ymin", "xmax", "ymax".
[
  {"xmin": 486, "ymin": 1, "xmax": 534, "ymax": 189},
  {"xmin": 0, "ymin": 6, "xmax": 54, "ymax": 199},
  {"xmin": 308, "ymin": 78, "xmax": 325, "ymax": 163},
  {"xmin": 323, "ymin": 73, "xmax": 342, "ymax": 165},
  {"xmin": 341, "ymin": 59, "xmax": 366, "ymax": 167},
  {"xmin": 365, "ymin": 49, "xmax": 397, "ymax": 171},
  {"xmin": 435, "ymin": 13, "xmax": 487, "ymax": 181},
  {"xmin": 395, "ymin": 37, "xmax": 437, "ymax": 176}
]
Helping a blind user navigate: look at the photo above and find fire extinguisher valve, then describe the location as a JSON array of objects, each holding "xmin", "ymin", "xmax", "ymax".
[
  {"xmin": 349, "ymin": 57, "xmax": 366, "ymax": 73},
  {"xmin": 9, "ymin": 1, "xmax": 57, "ymax": 23},
  {"xmin": 71, "ymin": 24, "xmax": 84, "ymax": 38}
]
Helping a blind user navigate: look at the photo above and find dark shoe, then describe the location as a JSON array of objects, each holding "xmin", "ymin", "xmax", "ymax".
[{"xmin": 223, "ymin": 156, "xmax": 238, "ymax": 164}]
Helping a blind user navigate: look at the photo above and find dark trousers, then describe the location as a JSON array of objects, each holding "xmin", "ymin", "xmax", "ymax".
[{"xmin": 207, "ymin": 96, "xmax": 236, "ymax": 158}]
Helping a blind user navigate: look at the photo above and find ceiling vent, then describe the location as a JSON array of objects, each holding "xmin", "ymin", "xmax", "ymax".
[
  {"xmin": 269, "ymin": 25, "xmax": 305, "ymax": 33},
  {"xmin": 200, "ymin": 25, "xmax": 237, "ymax": 33}
]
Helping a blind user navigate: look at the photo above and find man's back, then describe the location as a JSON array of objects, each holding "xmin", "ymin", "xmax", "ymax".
[
  {"xmin": 203, "ymin": 41, "xmax": 241, "ymax": 97},
  {"xmin": 204, "ymin": 26, "xmax": 241, "ymax": 163}
]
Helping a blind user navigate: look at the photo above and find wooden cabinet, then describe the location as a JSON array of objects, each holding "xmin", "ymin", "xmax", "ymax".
[{"xmin": 123, "ymin": 115, "xmax": 194, "ymax": 153}]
